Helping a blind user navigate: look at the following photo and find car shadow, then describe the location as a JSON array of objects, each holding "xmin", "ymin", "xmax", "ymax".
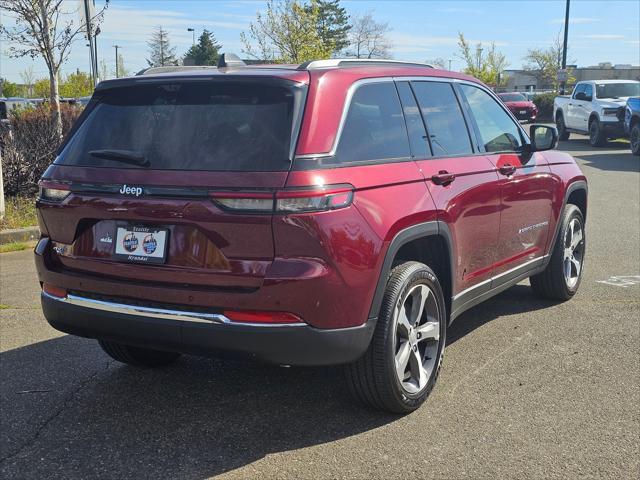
[
  {"xmin": 558, "ymin": 139, "xmax": 638, "ymax": 173},
  {"xmin": 447, "ymin": 284, "xmax": 556, "ymax": 345},
  {"xmin": 1, "ymin": 283, "xmax": 558, "ymax": 478},
  {"xmin": 0, "ymin": 335, "xmax": 394, "ymax": 478}
]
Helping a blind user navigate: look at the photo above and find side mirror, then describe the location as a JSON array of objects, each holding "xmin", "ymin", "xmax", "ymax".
[
  {"xmin": 529, "ymin": 125, "xmax": 558, "ymax": 151},
  {"xmin": 575, "ymin": 92, "xmax": 586, "ymax": 101}
]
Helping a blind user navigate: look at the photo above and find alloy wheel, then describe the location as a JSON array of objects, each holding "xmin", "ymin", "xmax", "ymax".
[
  {"xmin": 393, "ymin": 284, "xmax": 441, "ymax": 394},
  {"xmin": 563, "ymin": 217, "xmax": 585, "ymax": 289}
]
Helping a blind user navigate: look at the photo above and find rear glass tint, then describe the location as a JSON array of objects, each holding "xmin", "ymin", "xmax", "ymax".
[{"xmin": 57, "ymin": 81, "xmax": 298, "ymax": 171}]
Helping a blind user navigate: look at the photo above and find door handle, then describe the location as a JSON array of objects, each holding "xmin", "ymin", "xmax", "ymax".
[
  {"xmin": 431, "ymin": 170, "xmax": 456, "ymax": 186},
  {"xmin": 498, "ymin": 164, "xmax": 516, "ymax": 176}
]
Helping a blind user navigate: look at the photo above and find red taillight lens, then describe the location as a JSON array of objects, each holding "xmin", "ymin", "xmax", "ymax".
[
  {"xmin": 43, "ymin": 283, "xmax": 67, "ymax": 298},
  {"xmin": 223, "ymin": 310, "xmax": 303, "ymax": 324},
  {"xmin": 210, "ymin": 185, "xmax": 354, "ymax": 214},
  {"xmin": 275, "ymin": 186, "xmax": 353, "ymax": 213},
  {"xmin": 210, "ymin": 191, "xmax": 274, "ymax": 212},
  {"xmin": 38, "ymin": 180, "xmax": 70, "ymax": 202}
]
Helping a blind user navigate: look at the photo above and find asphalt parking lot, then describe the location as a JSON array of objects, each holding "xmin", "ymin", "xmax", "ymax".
[{"xmin": 1, "ymin": 134, "xmax": 638, "ymax": 479}]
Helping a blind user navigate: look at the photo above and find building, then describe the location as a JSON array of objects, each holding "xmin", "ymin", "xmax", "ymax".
[{"xmin": 502, "ymin": 64, "xmax": 640, "ymax": 92}]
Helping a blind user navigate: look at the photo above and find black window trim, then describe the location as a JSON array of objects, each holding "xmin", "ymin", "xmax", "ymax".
[{"xmin": 292, "ymin": 75, "xmax": 533, "ymax": 170}]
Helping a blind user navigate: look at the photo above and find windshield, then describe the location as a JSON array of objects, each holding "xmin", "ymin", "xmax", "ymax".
[
  {"xmin": 499, "ymin": 93, "xmax": 527, "ymax": 102},
  {"xmin": 57, "ymin": 81, "xmax": 301, "ymax": 171},
  {"xmin": 595, "ymin": 82, "xmax": 640, "ymax": 99}
]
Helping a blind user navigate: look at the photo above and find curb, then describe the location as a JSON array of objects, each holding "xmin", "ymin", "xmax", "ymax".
[{"xmin": 0, "ymin": 226, "xmax": 40, "ymax": 244}]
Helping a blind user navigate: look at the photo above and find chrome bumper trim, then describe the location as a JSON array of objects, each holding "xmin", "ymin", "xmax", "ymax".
[{"xmin": 42, "ymin": 292, "xmax": 306, "ymax": 328}]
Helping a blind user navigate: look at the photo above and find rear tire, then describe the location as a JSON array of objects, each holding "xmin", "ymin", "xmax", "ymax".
[
  {"xmin": 530, "ymin": 204, "xmax": 585, "ymax": 300},
  {"xmin": 345, "ymin": 262, "xmax": 446, "ymax": 414},
  {"xmin": 630, "ymin": 123, "xmax": 640, "ymax": 156},
  {"xmin": 98, "ymin": 340, "xmax": 180, "ymax": 367},
  {"xmin": 589, "ymin": 119, "xmax": 607, "ymax": 147},
  {"xmin": 556, "ymin": 114, "xmax": 570, "ymax": 141}
]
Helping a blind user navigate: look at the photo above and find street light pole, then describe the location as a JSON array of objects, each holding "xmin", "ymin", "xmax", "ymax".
[
  {"xmin": 114, "ymin": 45, "xmax": 121, "ymax": 78},
  {"xmin": 448, "ymin": 59, "xmax": 452, "ymax": 71},
  {"xmin": 560, "ymin": 0, "xmax": 571, "ymax": 94},
  {"xmin": 476, "ymin": 47, "xmax": 483, "ymax": 71},
  {"xmin": 187, "ymin": 28, "xmax": 195, "ymax": 45}
]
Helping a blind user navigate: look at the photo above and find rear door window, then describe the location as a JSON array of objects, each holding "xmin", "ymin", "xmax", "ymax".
[
  {"xmin": 57, "ymin": 81, "xmax": 301, "ymax": 171},
  {"xmin": 396, "ymin": 81, "xmax": 430, "ymax": 158},
  {"xmin": 411, "ymin": 81, "xmax": 473, "ymax": 157},
  {"xmin": 335, "ymin": 82, "xmax": 410, "ymax": 163}
]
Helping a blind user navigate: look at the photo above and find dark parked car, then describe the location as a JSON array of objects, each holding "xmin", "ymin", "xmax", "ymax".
[
  {"xmin": 498, "ymin": 92, "xmax": 538, "ymax": 122},
  {"xmin": 35, "ymin": 56, "xmax": 587, "ymax": 413},
  {"xmin": 624, "ymin": 97, "xmax": 640, "ymax": 155}
]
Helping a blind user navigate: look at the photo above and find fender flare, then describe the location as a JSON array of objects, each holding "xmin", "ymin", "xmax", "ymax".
[
  {"xmin": 543, "ymin": 179, "xmax": 588, "ymax": 269},
  {"xmin": 367, "ymin": 221, "xmax": 455, "ymax": 321}
]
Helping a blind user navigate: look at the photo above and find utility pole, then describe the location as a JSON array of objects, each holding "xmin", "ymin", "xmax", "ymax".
[
  {"xmin": 448, "ymin": 59, "xmax": 452, "ymax": 71},
  {"xmin": 94, "ymin": 26, "xmax": 101, "ymax": 83},
  {"xmin": 560, "ymin": 0, "xmax": 571, "ymax": 94},
  {"xmin": 188, "ymin": 28, "xmax": 195, "ymax": 45},
  {"xmin": 114, "ymin": 45, "xmax": 121, "ymax": 78},
  {"xmin": 83, "ymin": 0, "xmax": 96, "ymax": 85}
]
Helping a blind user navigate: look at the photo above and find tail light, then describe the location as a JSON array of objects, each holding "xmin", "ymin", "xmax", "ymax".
[
  {"xmin": 38, "ymin": 180, "xmax": 70, "ymax": 202},
  {"xmin": 223, "ymin": 309, "xmax": 303, "ymax": 324},
  {"xmin": 210, "ymin": 184, "xmax": 354, "ymax": 214}
]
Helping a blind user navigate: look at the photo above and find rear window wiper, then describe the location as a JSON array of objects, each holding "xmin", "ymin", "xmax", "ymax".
[{"xmin": 89, "ymin": 149, "xmax": 149, "ymax": 167}]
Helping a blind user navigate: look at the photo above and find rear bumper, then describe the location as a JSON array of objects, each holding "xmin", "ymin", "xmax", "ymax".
[{"xmin": 41, "ymin": 291, "xmax": 375, "ymax": 366}]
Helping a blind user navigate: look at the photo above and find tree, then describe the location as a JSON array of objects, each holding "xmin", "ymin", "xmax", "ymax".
[
  {"xmin": 345, "ymin": 12, "xmax": 392, "ymax": 59},
  {"xmin": 0, "ymin": 79, "xmax": 21, "ymax": 97},
  {"xmin": 60, "ymin": 71, "xmax": 93, "ymax": 98},
  {"xmin": 426, "ymin": 58, "xmax": 447, "ymax": 69},
  {"xmin": 456, "ymin": 33, "xmax": 508, "ymax": 87},
  {"xmin": 34, "ymin": 78, "xmax": 51, "ymax": 98},
  {"xmin": 523, "ymin": 30, "xmax": 575, "ymax": 90},
  {"xmin": 147, "ymin": 26, "xmax": 178, "ymax": 67},
  {"xmin": 19, "ymin": 66, "xmax": 36, "ymax": 97},
  {"xmin": 184, "ymin": 29, "xmax": 221, "ymax": 66},
  {"xmin": 305, "ymin": 0, "xmax": 350, "ymax": 54},
  {"xmin": 116, "ymin": 53, "xmax": 129, "ymax": 77},
  {"xmin": 241, "ymin": 0, "xmax": 334, "ymax": 63},
  {"xmin": 0, "ymin": 0, "xmax": 108, "ymax": 138}
]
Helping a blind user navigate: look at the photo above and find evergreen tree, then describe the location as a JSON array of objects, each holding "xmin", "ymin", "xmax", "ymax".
[
  {"xmin": 147, "ymin": 26, "xmax": 178, "ymax": 67},
  {"xmin": 184, "ymin": 29, "xmax": 222, "ymax": 66},
  {"xmin": 307, "ymin": 0, "xmax": 351, "ymax": 54}
]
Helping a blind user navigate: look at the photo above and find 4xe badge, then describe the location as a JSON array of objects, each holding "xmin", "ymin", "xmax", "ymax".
[{"xmin": 119, "ymin": 184, "xmax": 144, "ymax": 197}]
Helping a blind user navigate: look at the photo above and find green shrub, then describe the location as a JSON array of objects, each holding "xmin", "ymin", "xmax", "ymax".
[
  {"xmin": 1, "ymin": 103, "xmax": 82, "ymax": 197},
  {"xmin": 0, "ymin": 196, "xmax": 37, "ymax": 230},
  {"xmin": 532, "ymin": 92, "xmax": 557, "ymax": 120}
]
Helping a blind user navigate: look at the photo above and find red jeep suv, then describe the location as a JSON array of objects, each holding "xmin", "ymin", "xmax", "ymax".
[{"xmin": 35, "ymin": 57, "xmax": 587, "ymax": 413}]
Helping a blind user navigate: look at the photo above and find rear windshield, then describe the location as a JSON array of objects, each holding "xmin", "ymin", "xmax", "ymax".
[
  {"xmin": 57, "ymin": 81, "xmax": 301, "ymax": 171},
  {"xmin": 499, "ymin": 93, "xmax": 526, "ymax": 102}
]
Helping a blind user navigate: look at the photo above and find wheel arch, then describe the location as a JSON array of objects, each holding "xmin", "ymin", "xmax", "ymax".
[
  {"xmin": 546, "ymin": 180, "xmax": 588, "ymax": 263},
  {"xmin": 588, "ymin": 112, "xmax": 600, "ymax": 127},
  {"xmin": 368, "ymin": 221, "xmax": 455, "ymax": 323}
]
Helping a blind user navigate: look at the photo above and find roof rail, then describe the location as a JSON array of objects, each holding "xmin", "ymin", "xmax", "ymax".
[
  {"xmin": 297, "ymin": 59, "xmax": 434, "ymax": 70},
  {"xmin": 136, "ymin": 65, "xmax": 217, "ymax": 76}
]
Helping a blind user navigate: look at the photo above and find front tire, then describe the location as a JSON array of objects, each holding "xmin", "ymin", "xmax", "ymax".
[
  {"xmin": 589, "ymin": 119, "xmax": 607, "ymax": 147},
  {"xmin": 346, "ymin": 262, "xmax": 446, "ymax": 413},
  {"xmin": 556, "ymin": 114, "xmax": 570, "ymax": 141},
  {"xmin": 630, "ymin": 123, "xmax": 640, "ymax": 156},
  {"xmin": 98, "ymin": 340, "xmax": 180, "ymax": 367},
  {"xmin": 530, "ymin": 204, "xmax": 585, "ymax": 300}
]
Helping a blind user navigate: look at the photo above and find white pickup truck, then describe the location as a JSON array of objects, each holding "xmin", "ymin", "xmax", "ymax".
[{"xmin": 553, "ymin": 79, "xmax": 640, "ymax": 146}]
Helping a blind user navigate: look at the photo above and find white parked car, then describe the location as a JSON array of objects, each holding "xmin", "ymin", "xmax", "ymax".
[{"xmin": 553, "ymin": 79, "xmax": 640, "ymax": 146}]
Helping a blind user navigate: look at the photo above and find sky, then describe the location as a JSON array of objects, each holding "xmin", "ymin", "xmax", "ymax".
[{"xmin": 1, "ymin": 0, "xmax": 639, "ymax": 83}]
